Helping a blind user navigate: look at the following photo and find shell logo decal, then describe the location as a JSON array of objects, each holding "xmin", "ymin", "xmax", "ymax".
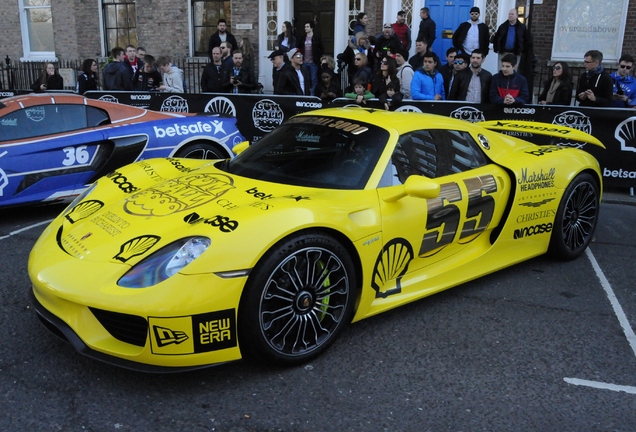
[
  {"xmin": 113, "ymin": 235, "xmax": 161, "ymax": 262},
  {"xmin": 65, "ymin": 200, "xmax": 104, "ymax": 223},
  {"xmin": 371, "ymin": 238, "xmax": 414, "ymax": 298}
]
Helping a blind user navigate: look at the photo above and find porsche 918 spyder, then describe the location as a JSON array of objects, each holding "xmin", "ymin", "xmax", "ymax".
[
  {"xmin": 29, "ymin": 108, "xmax": 603, "ymax": 371},
  {"xmin": 0, "ymin": 93, "xmax": 243, "ymax": 207}
]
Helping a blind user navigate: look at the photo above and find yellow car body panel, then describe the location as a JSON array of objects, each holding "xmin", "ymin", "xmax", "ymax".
[{"xmin": 29, "ymin": 108, "xmax": 603, "ymax": 370}]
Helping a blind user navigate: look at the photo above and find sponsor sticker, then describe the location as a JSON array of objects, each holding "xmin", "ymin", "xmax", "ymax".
[{"xmin": 149, "ymin": 309, "xmax": 237, "ymax": 355}]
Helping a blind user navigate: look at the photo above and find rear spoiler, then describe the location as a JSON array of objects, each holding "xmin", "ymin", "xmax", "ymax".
[{"xmin": 478, "ymin": 120, "xmax": 605, "ymax": 149}]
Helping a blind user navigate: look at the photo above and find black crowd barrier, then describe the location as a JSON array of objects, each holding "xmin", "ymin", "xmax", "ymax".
[{"xmin": 70, "ymin": 91, "xmax": 636, "ymax": 189}]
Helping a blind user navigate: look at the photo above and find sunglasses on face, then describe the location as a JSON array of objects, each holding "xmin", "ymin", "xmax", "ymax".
[
  {"xmin": 454, "ymin": 60, "xmax": 464, "ymax": 65},
  {"xmin": 294, "ymin": 53, "xmax": 303, "ymax": 58},
  {"xmin": 553, "ymin": 65, "xmax": 562, "ymax": 70},
  {"xmin": 620, "ymin": 64, "xmax": 632, "ymax": 69},
  {"xmin": 355, "ymin": 58, "xmax": 362, "ymax": 61},
  {"xmin": 381, "ymin": 60, "xmax": 388, "ymax": 65}
]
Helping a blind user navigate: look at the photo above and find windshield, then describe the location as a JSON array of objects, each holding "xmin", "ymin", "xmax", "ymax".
[{"xmin": 221, "ymin": 116, "xmax": 389, "ymax": 189}]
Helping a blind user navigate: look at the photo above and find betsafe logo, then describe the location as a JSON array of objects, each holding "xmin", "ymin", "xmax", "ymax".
[{"xmin": 153, "ymin": 121, "xmax": 226, "ymax": 138}]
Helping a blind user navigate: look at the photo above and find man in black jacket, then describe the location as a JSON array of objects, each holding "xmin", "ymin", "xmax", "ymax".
[
  {"xmin": 417, "ymin": 7, "xmax": 436, "ymax": 49},
  {"xmin": 448, "ymin": 49, "xmax": 492, "ymax": 103},
  {"xmin": 200, "ymin": 47, "xmax": 225, "ymax": 92},
  {"xmin": 453, "ymin": 7, "xmax": 490, "ymax": 57},
  {"xmin": 576, "ymin": 50, "xmax": 614, "ymax": 107},
  {"xmin": 275, "ymin": 48, "xmax": 311, "ymax": 95},
  {"xmin": 207, "ymin": 19, "xmax": 238, "ymax": 61},
  {"xmin": 492, "ymin": 9, "xmax": 531, "ymax": 68}
]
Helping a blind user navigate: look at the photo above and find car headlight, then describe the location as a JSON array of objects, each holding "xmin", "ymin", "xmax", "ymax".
[{"xmin": 118, "ymin": 237, "xmax": 211, "ymax": 288}]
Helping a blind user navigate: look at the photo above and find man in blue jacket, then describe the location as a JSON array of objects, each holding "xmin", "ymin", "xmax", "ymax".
[
  {"xmin": 489, "ymin": 53, "xmax": 529, "ymax": 105},
  {"xmin": 411, "ymin": 52, "xmax": 444, "ymax": 100}
]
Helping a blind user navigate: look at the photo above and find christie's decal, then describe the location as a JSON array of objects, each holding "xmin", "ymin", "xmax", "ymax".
[
  {"xmin": 149, "ymin": 309, "xmax": 237, "ymax": 355},
  {"xmin": 518, "ymin": 168, "xmax": 556, "ymax": 191},
  {"xmin": 513, "ymin": 223, "xmax": 553, "ymax": 239},
  {"xmin": 516, "ymin": 209, "xmax": 556, "ymax": 223},
  {"xmin": 495, "ymin": 121, "xmax": 571, "ymax": 134}
]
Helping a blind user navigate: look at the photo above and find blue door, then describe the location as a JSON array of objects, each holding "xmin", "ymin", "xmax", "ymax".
[{"xmin": 426, "ymin": 0, "xmax": 474, "ymax": 65}]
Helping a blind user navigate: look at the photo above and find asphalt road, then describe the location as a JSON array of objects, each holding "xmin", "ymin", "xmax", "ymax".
[{"xmin": 2, "ymin": 201, "xmax": 635, "ymax": 431}]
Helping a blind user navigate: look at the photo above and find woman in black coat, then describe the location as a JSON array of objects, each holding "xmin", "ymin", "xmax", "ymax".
[
  {"xmin": 538, "ymin": 61, "xmax": 573, "ymax": 105},
  {"xmin": 77, "ymin": 59, "xmax": 99, "ymax": 94},
  {"xmin": 31, "ymin": 62, "xmax": 64, "ymax": 92}
]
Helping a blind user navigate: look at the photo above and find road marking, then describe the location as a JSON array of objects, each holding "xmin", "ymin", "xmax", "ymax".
[
  {"xmin": 564, "ymin": 248, "xmax": 636, "ymax": 394},
  {"xmin": 563, "ymin": 378, "xmax": 636, "ymax": 394},
  {"xmin": 0, "ymin": 219, "xmax": 53, "ymax": 241}
]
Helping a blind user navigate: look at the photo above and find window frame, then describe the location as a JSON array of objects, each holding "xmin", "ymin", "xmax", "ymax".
[
  {"xmin": 100, "ymin": 0, "xmax": 138, "ymax": 57},
  {"xmin": 190, "ymin": 0, "xmax": 232, "ymax": 57},
  {"xmin": 18, "ymin": 0, "xmax": 57, "ymax": 61}
]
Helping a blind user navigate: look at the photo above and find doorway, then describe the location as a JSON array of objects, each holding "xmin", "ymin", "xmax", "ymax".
[{"xmin": 294, "ymin": 0, "xmax": 335, "ymax": 57}]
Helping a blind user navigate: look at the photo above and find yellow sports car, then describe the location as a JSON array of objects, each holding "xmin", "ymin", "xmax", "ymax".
[{"xmin": 29, "ymin": 108, "xmax": 604, "ymax": 371}]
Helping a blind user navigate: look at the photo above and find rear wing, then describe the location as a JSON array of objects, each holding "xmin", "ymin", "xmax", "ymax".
[{"xmin": 478, "ymin": 120, "xmax": 605, "ymax": 149}]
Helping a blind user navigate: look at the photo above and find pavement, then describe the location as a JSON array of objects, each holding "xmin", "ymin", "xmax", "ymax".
[{"xmin": 604, "ymin": 187, "xmax": 636, "ymax": 206}]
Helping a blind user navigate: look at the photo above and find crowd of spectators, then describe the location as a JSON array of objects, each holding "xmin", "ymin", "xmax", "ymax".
[{"xmin": 26, "ymin": 13, "xmax": 634, "ymax": 110}]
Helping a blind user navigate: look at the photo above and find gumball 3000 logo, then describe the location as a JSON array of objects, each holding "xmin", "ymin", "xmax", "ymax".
[{"xmin": 252, "ymin": 99, "xmax": 284, "ymax": 132}]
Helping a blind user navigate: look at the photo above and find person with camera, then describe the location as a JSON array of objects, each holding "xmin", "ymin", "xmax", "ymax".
[{"xmin": 221, "ymin": 50, "xmax": 256, "ymax": 94}]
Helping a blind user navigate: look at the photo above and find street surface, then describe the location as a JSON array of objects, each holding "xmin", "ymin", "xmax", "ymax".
[{"xmin": 1, "ymin": 201, "xmax": 635, "ymax": 431}]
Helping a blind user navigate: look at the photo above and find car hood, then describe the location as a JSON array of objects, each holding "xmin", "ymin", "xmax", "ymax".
[{"xmin": 48, "ymin": 158, "xmax": 381, "ymax": 271}]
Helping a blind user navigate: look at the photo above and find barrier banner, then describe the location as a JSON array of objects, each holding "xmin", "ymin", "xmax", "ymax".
[{"xmin": 83, "ymin": 91, "xmax": 636, "ymax": 188}]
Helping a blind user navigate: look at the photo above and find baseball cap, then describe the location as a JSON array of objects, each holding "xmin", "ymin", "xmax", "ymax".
[
  {"xmin": 268, "ymin": 50, "xmax": 285, "ymax": 59},
  {"xmin": 470, "ymin": 6, "xmax": 480, "ymax": 13},
  {"xmin": 287, "ymin": 48, "xmax": 301, "ymax": 59}
]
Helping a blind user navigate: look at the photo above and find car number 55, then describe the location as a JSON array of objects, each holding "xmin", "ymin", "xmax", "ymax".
[{"xmin": 419, "ymin": 174, "xmax": 498, "ymax": 257}]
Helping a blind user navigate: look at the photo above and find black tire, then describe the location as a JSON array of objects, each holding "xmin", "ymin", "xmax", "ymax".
[
  {"xmin": 549, "ymin": 172, "xmax": 600, "ymax": 260},
  {"xmin": 174, "ymin": 142, "xmax": 226, "ymax": 160},
  {"xmin": 238, "ymin": 232, "xmax": 357, "ymax": 365}
]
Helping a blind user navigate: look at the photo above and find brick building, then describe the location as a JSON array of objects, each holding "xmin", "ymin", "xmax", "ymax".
[{"xmin": 1, "ymin": 0, "xmax": 634, "ymax": 92}]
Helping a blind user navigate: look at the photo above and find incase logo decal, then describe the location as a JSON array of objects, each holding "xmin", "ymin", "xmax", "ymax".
[{"xmin": 514, "ymin": 223, "xmax": 553, "ymax": 239}]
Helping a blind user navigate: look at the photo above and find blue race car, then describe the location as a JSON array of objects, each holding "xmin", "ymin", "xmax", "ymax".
[{"xmin": 0, "ymin": 93, "xmax": 244, "ymax": 207}]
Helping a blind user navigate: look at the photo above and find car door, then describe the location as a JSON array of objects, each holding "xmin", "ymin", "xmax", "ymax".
[
  {"xmin": 373, "ymin": 128, "xmax": 511, "ymax": 299},
  {"xmin": 0, "ymin": 104, "xmax": 109, "ymax": 206}
]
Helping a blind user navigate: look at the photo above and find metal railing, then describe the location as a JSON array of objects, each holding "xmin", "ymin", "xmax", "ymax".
[{"xmin": 0, "ymin": 56, "xmax": 216, "ymax": 94}]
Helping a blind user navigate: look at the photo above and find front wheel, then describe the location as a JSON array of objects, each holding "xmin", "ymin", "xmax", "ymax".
[
  {"xmin": 238, "ymin": 232, "xmax": 357, "ymax": 365},
  {"xmin": 174, "ymin": 142, "xmax": 226, "ymax": 160},
  {"xmin": 549, "ymin": 172, "xmax": 600, "ymax": 260}
]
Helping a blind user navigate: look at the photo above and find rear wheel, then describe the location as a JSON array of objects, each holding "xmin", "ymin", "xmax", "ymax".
[
  {"xmin": 238, "ymin": 232, "xmax": 357, "ymax": 365},
  {"xmin": 174, "ymin": 142, "xmax": 226, "ymax": 160},
  {"xmin": 549, "ymin": 172, "xmax": 600, "ymax": 260}
]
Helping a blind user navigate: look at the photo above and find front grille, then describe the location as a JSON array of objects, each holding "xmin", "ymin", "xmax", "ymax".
[{"xmin": 89, "ymin": 307, "xmax": 148, "ymax": 347}]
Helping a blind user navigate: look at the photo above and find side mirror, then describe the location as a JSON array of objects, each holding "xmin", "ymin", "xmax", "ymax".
[
  {"xmin": 382, "ymin": 175, "xmax": 440, "ymax": 202},
  {"xmin": 232, "ymin": 141, "xmax": 250, "ymax": 155}
]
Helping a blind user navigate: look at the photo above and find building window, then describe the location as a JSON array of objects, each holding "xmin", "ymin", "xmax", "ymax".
[
  {"xmin": 192, "ymin": 0, "xmax": 231, "ymax": 57},
  {"xmin": 102, "ymin": 0, "xmax": 137, "ymax": 55},
  {"xmin": 19, "ymin": 0, "xmax": 55, "ymax": 59}
]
